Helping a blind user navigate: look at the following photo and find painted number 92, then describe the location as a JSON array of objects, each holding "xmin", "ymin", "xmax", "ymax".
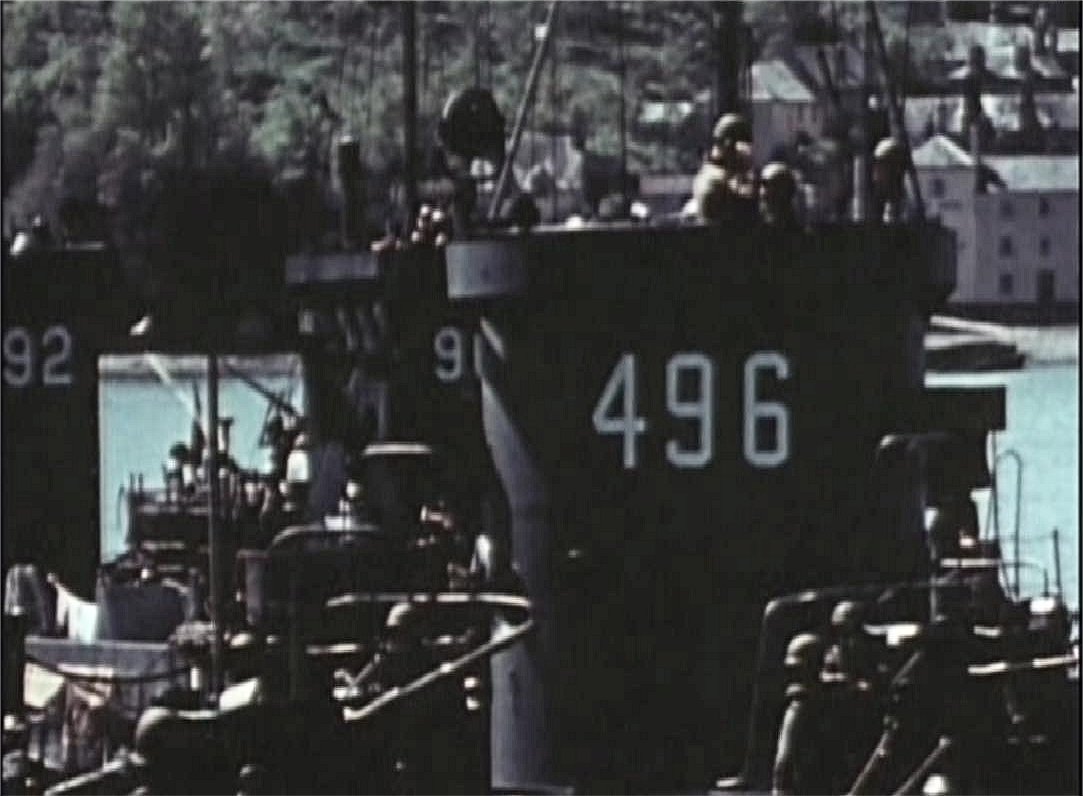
[
  {"xmin": 591, "ymin": 351, "xmax": 791, "ymax": 470},
  {"xmin": 2, "ymin": 325, "xmax": 74, "ymax": 388}
]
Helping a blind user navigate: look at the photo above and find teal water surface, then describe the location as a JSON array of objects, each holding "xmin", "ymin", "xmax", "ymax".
[
  {"xmin": 100, "ymin": 364, "xmax": 1079, "ymax": 609},
  {"xmin": 99, "ymin": 376, "xmax": 298, "ymax": 562},
  {"xmin": 927, "ymin": 363, "xmax": 1079, "ymax": 610}
]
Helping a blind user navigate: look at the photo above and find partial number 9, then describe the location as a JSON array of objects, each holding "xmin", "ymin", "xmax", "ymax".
[
  {"xmin": 666, "ymin": 353, "xmax": 714, "ymax": 468},
  {"xmin": 2, "ymin": 327, "xmax": 34, "ymax": 388},
  {"xmin": 434, "ymin": 326, "xmax": 464, "ymax": 382},
  {"xmin": 743, "ymin": 351, "xmax": 791, "ymax": 468}
]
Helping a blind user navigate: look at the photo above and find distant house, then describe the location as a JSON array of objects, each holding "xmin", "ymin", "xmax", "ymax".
[
  {"xmin": 749, "ymin": 59, "xmax": 823, "ymax": 163},
  {"xmin": 923, "ymin": 20, "xmax": 1075, "ymax": 80},
  {"xmin": 943, "ymin": 46, "xmax": 1072, "ymax": 90},
  {"xmin": 786, "ymin": 42, "xmax": 865, "ymax": 102},
  {"xmin": 913, "ymin": 135, "xmax": 1079, "ymax": 311},
  {"xmin": 905, "ymin": 91, "xmax": 1079, "ymax": 152},
  {"xmin": 1057, "ymin": 28, "xmax": 1080, "ymax": 75}
]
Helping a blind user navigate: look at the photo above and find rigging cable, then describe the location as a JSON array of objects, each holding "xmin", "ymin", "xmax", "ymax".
[
  {"xmin": 617, "ymin": 1, "xmax": 628, "ymax": 205},
  {"xmin": 488, "ymin": 1, "xmax": 559, "ymax": 220}
]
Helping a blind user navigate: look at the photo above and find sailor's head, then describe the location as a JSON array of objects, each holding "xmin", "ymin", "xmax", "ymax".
[
  {"xmin": 872, "ymin": 137, "xmax": 908, "ymax": 202},
  {"xmin": 784, "ymin": 632, "xmax": 825, "ymax": 680},
  {"xmin": 759, "ymin": 162, "xmax": 797, "ymax": 223},
  {"xmin": 437, "ymin": 87, "xmax": 506, "ymax": 177},
  {"xmin": 710, "ymin": 112, "xmax": 752, "ymax": 166},
  {"xmin": 830, "ymin": 600, "xmax": 865, "ymax": 635}
]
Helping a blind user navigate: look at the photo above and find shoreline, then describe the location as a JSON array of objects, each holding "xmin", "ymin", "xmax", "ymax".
[
  {"xmin": 100, "ymin": 353, "xmax": 300, "ymax": 381},
  {"xmin": 929, "ymin": 316, "xmax": 1079, "ymax": 366}
]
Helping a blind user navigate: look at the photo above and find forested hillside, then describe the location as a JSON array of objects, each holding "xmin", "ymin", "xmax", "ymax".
[{"xmin": 2, "ymin": 2, "xmax": 926, "ymax": 241}]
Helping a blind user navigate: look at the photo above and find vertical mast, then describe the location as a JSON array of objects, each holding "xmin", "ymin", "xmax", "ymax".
[
  {"xmin": 715, "ymin": 1, "xmax": 743, "ymax": 117},
  {"xmin": 617, "ymin": 1, "xmax": 627, "ymax": 200},
  {"xmin": 402, "ymin": 3, "xmax": 419, "ymax": 230}
]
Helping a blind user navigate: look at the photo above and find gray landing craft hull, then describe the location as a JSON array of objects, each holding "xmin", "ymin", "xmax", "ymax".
[{"xmin": 441, "ymin": 223, "xmax": 956, "ymax": 792}]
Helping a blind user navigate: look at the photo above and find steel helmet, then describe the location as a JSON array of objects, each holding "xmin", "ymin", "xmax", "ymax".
[
  {"xmin": 830, "ymin": 600, "xmax": 865, "ymax": 632},
  {"xmin": 784, "ymin": 632, "xmax": 824, "ymax": 669},
  {"xmin": 713, "ymin": 112, "xmax": 752, "ymax": 144},
  {"xmin": 760, "ymin": 162, "xmax": 797, "ymax": 199},
  {"xmin": 873, "ymin": 137, "xmax": 908, "ymax": 169}
]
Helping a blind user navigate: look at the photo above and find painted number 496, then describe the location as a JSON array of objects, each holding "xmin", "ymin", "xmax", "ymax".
[{"xmin": 591, "ymin": 351, "xmax": 791, "ymax": 470}]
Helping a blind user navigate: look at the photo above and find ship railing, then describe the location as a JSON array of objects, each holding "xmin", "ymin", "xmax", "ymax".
[
  {"xmin": 16, "ymin": 636, "xmax": 187, "ymax": 779},
  {"xmin": 324, "ymin": 590, "xmax": 533, "ymax": 724},
  {"xmin": 997, "ymin": 558, "xmax": 1055, "ymax": 599}
]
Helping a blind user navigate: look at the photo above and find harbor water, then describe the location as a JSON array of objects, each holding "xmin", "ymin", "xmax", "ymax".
[
  {"xmin": 99, "ymin": 369, "xmax": 300, "ymax": 563},
  {"xmin": 927, "ymin": 362, "xmax": 1080, "ymax": 611},
  {"xmin": 100, "ymin": 362, "xmax": 1079, "ymax": 608}
]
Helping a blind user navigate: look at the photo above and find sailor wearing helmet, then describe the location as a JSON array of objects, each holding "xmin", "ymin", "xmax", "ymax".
[
  {"xmin": 687, "ymin": 112, "xmax": 758, "ymax": 224},
  {"xmin": 773, "ymin": 632, "xmax": 831, "ymax": 795},
  {"xmin": 758, "ymin": 162, "xmax": 800, "ymax": 229}
]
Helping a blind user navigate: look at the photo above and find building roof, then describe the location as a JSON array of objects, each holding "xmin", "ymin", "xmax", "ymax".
[
  {"xmin": 912, "ymin": 137, "xmax": 1079, "ymax": 191},
  {"xmin": 982, "ymin": 155, "xmax": 1080, "ymax": 191},
  {"xmin": 788, "ymin": 43, "xmax": 865, "ymax": 92},
  {"xmin": 750, "ymin": 60, "xmax": 815, "ymax": 102},
  {"xmin": 904, "ymin": 92, "xmax": 1079, "ymax": 135},
  {"xmin": 912, "ymin": 135, "xmax": 975, "ymax": 168}
]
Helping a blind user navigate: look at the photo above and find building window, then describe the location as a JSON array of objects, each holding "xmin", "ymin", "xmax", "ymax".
[
  {"xmin": 999, "ymin": 272, "xmax": 1014, "ymax": 296},
  {"xmin": 931, "ymin": 178, "xmax": 946, "ymax": 198},
  {"xmin": 1000, "ymin": 200, "xmax": 1014, "ymax": 219},
  {"xmin": 1040, "ymin": 237, "xmax": 1051, "ymax": 256},
  {"xmin": 1039, "ymin": 197, "xmax": 1051, "ymax": 216},
  {"xmin": 998, "ymin": 235, "xmax": 1014, "ymax": 256},
  {"xmin": 1037, "ymin": 270, "xmax": 1055, "ymax": 304}
]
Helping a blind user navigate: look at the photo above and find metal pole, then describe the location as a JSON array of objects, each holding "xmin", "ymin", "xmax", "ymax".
[
  {"xmin": 1052, "ymin": 528, "xmax": 1062, "ymax": 597},
  {"xmin": 550, "ymin": 18, "xmax": 558, "ymax": 222},
  {"xmin": 991, "ymin": 449, "xmax": 1024, "ymax": 598},
  {"xmin": 715, "ymin": 1, "xmax": 743, "ymax": 117},
  {"xmin": 402, "ymin": 2, "xmax": 419, "ymax": 231},
  {"xmin": 862, "ymin": 4, "xmax": 877, "ymax": 220},
  {"xmin": 618, "ymin": 1, "xmax": 627, "ymax": 202},
  {"xmin": 206, "ymin": 352, "xmax": 223, "ymax": 697},
  {"xmin": 488, "ymin": 1, "xmax": 559, "ymax": 221}
]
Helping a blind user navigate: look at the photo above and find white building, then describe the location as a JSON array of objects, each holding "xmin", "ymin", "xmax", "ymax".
[
  {"xmin": 914, "ymin": 135, "xmax": 1080, "ymax": 309},
  {"xmin": 749, "ymin": 60, "xmax": 824, "ymax": 164}
]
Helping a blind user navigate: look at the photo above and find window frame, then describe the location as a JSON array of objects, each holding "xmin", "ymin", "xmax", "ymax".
[{"xmin": 998, "ymin": 272, "xmax": 1014, "ymax": 296}]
